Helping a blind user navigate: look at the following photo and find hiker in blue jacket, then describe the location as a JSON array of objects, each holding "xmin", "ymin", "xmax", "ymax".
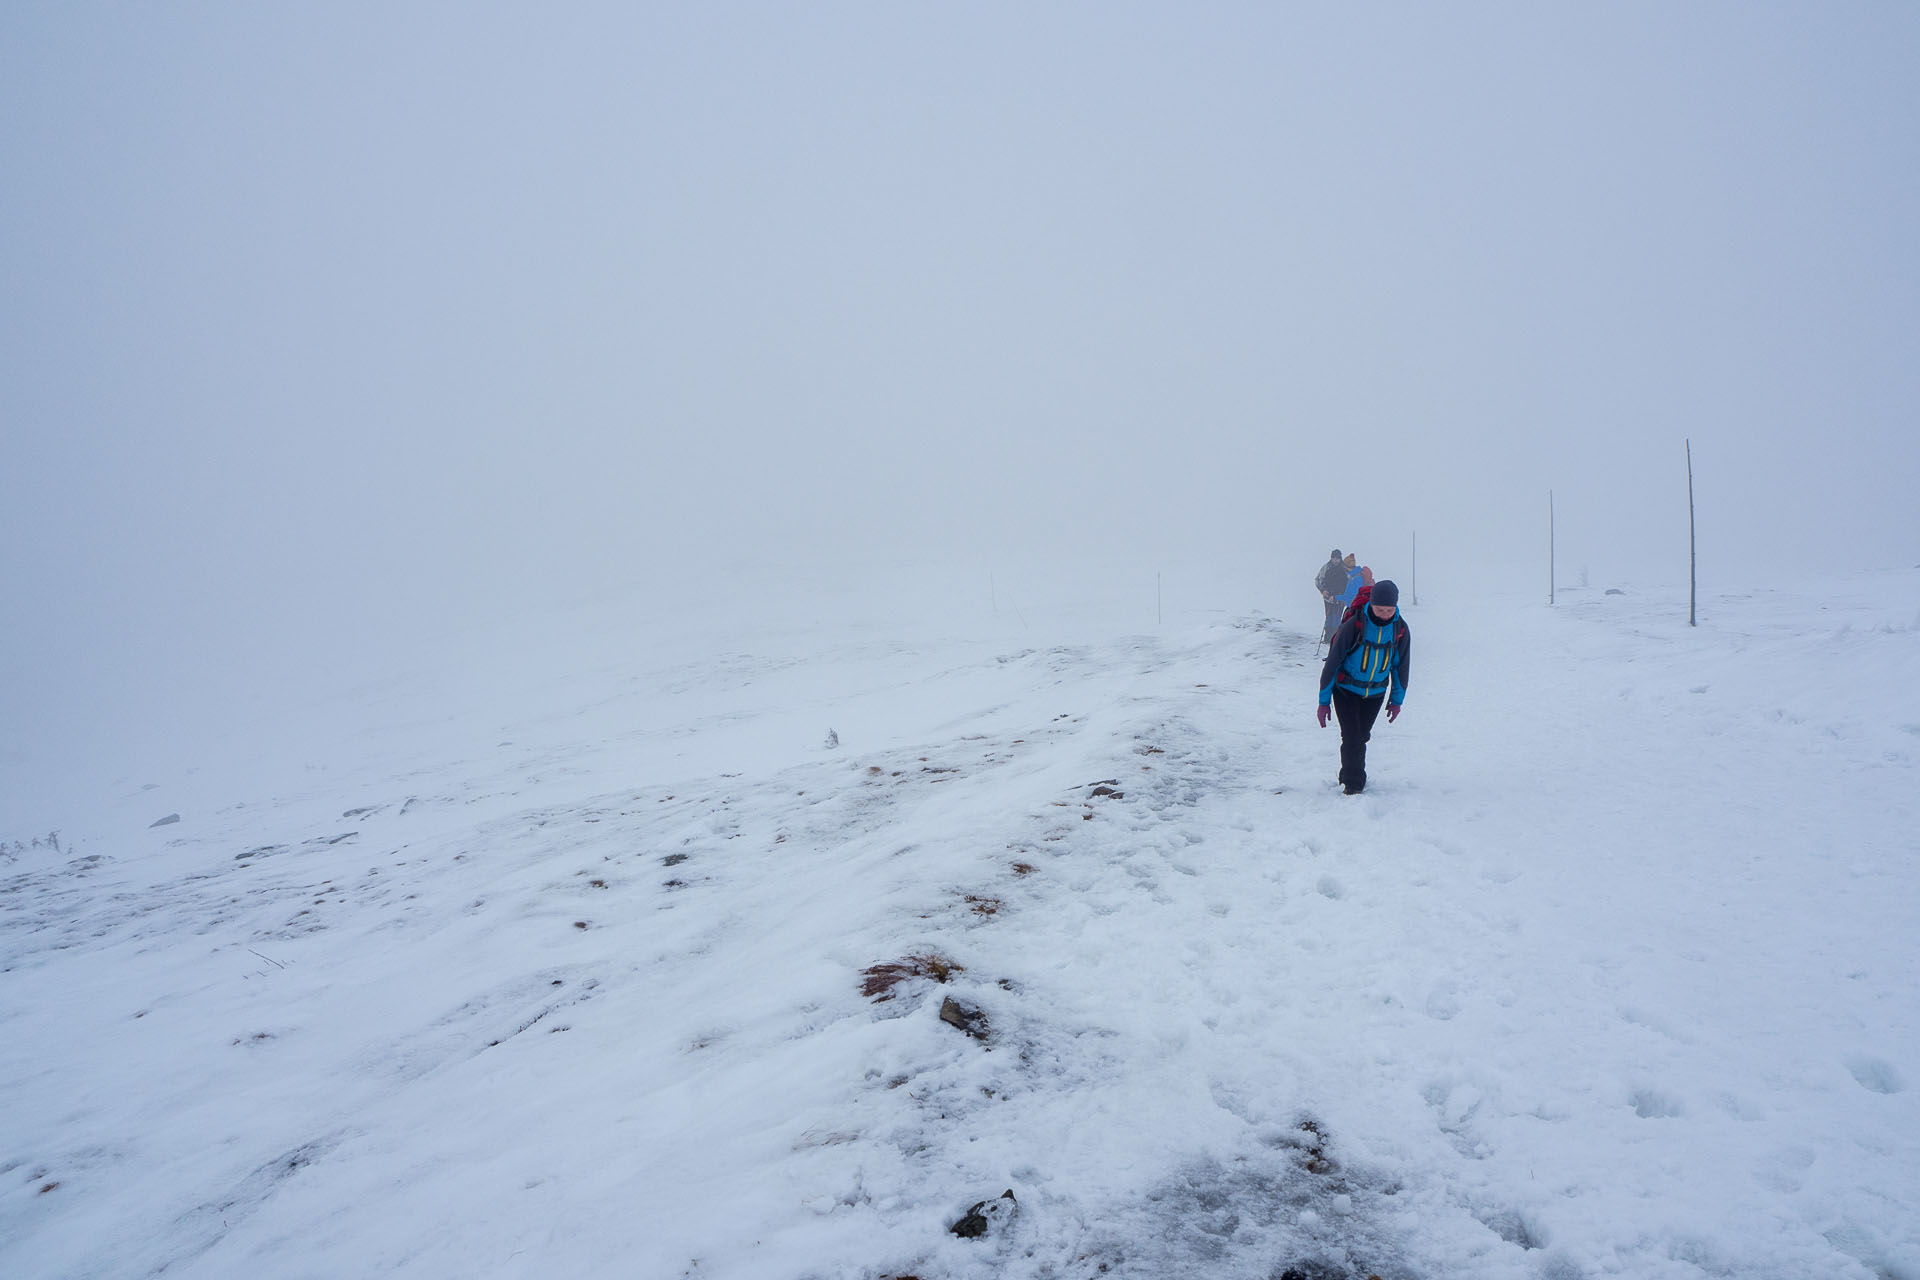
[
  {"xmin": 1337, "ymin": 553, "xmax": 1362, "ymax": 608},
  {"xmin": 1316, "ymin": 579, "xmax": 1409, "ymax": 795}
]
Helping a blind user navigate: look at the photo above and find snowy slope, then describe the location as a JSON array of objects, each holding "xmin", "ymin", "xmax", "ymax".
[{"xmin": 3, "ymin": 572, "xmax": 1917, "ymax": 1279}]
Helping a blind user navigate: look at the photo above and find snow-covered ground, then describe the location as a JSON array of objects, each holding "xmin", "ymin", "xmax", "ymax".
[{"xmin": 4, "ymin": 567, "xmax": 1917, "ymax": 1279}]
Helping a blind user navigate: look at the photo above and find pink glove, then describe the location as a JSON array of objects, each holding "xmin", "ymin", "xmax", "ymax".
[
  {"xmin": 1386, "ymin": 704, "xmax": 1401, "ymax": 723},
  {"xmin": 1316, "ymin": 705, "xmax": 1330, "ymax": 728}
]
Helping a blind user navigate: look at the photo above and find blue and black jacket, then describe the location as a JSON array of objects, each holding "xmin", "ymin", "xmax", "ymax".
[{"xmin": 1318, "ymin": 606, "xmax": 1410, "ymax": 706}]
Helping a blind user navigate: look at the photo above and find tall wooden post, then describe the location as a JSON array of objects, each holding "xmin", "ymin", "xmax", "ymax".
[{"xmin": 1687, "ymin": 440, "xmax": 1697, "ymax": 627}]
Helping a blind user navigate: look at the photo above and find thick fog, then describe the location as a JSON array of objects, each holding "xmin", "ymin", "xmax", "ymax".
[{"xmin": 4, "ymin": 3, "xmax": 1918, "ymax": 811}]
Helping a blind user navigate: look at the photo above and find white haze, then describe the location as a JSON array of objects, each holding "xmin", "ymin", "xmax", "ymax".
[{"xmin": 4, "ymin": 3, "xmax": 1918, "ymax": 820}]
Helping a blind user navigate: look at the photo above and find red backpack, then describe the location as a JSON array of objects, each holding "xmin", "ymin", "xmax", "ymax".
[{"xmin": 1340, "ymin": 583, "xmax": 1373, "ymax": 625}]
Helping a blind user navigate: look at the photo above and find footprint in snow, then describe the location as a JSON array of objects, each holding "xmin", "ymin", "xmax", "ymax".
[
  {"xmin": 1424, "ymin": 981, "xmax": 1461, "ymax": 1021},
  {"xmin": 1630, "ymin": 1087, "xmax": 1684, "ymax": 1119},
  {"xmin": 1753, "ymin": 1145, "xmax": 1816, "ymax": 1193},
  {"xmin": 1841, "ymin": 1054, "xmax": 1905, "ymax": 1095}
]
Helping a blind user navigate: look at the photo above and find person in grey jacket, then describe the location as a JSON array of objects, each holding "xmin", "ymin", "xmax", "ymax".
[{"xmin": 1314, "ymin": 549, "xmax": 1346, "ymax": 643}]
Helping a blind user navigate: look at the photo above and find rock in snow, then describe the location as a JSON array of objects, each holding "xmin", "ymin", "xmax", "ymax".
[
  {"xmin": 938, "ymin": 994, "xmax": 990, "ymax": 1041},
  {"xmin": 950, "ymin": 1189, "xmax": 1017, "ymax": 1239}
]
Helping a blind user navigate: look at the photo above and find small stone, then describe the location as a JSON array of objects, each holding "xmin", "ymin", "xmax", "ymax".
[{"xmin": 149, "ymin": 813, "xmax": 181, "ymax": 828}]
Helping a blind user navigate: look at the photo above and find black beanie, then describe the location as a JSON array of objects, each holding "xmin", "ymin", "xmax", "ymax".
[{"xmin": 1371, "ymin": 580, "xmax": 1399, "ymax": 607}]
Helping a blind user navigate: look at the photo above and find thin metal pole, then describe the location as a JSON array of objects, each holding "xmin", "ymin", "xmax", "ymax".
[
  {"xmin": 1549, "ymin": 491, "xmax": 1556, "ymax": 606},
  {"xmin": 1411, "ymin": 531, "xmax": 1418, "ymax": 606}
]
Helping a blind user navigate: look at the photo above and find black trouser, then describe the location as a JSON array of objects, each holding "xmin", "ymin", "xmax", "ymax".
[{"xmin": 1331, "ymin": 686, "xmax": 1385, "ymax": 792}]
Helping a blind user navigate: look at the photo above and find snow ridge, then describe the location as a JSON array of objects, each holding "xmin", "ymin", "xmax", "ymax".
[{"xmin": 3, "ymin": 583, "xmax": 1917, "ymax": 1279}]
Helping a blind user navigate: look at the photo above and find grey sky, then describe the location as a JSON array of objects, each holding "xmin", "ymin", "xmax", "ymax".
[{"xmin": 4, "ymin": 3, "xmax": 1918, "ymax": 799}]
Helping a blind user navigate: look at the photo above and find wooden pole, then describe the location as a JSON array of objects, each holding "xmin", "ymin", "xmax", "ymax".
[
  {"xmin": 1687, "ymin": 440, "xmax": 1697, "ymax": 627},
  {"xmin": 1549, "ymin": 490, "xmax": 1556, "ymax": 606},
  {"xmin": 1411, "ymin": 531, "xmax": 1418, "ymax": 606}
]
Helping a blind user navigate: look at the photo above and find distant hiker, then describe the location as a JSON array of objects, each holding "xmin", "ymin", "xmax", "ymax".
[
  {"xmin": 1315, "ymin": 549, "xmax": 1346, "ymax": 642},
  {"xmin": 1335, "ymin": 553, "xmax": 1364, "ymax": 612},
  {"xmin": 1340, "ymin": 575, "xmax": 1374, "ymax": 625},
  {"xmin": 1316, "ymin": 579, "xmax": 1409, "ymax": 795},
  {"xmin": 1354, "ymin": 564, "xmax": 1375, "ymax": 603}
]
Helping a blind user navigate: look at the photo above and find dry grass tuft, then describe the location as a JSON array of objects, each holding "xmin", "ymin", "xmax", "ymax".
[
  {"xmin": 861, "ymin": 952, "xmax": 964, "ymax": 1000},
  {"xmin": 1296, "ymin": 1118, "xmax": 1337, "ymax": 1175}
]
